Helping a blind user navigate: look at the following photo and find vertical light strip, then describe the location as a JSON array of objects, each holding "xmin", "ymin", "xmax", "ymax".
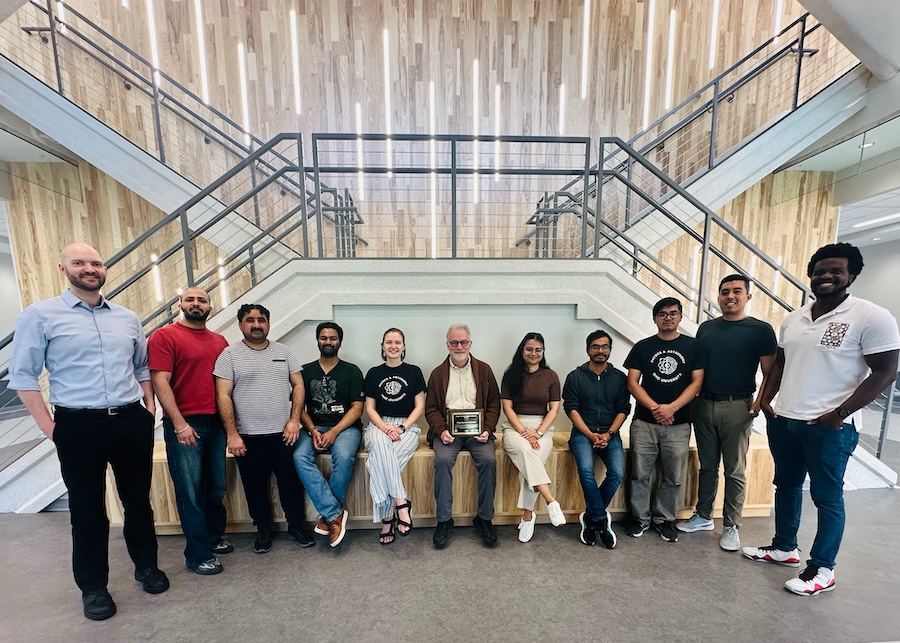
[
  {"xmin": 746, "ymin": 256, "xmax": 757, "ymax": 315},
  {"xmin": 772, "ymin": 0, "xmax": 784, "ymax": 41},
  {"xmin": 429, "ymin": 80, "xmax": 437, "ymax": 259},
  {"xmin": 56, "ymin": 2, "xmax": 67, "ymax": 34},
  {"xmin": 218, "ymin": 258, "xmax": 229, "ymax": 308},
  {"xmin": 193, "ymin": 0, "xmax": 209, "ymax": 104},
  {"xmin": 383, "ymin": 29, "xmax": 392, "ymax": 176},
  {"xmin": 290, "ymin": 9, "xmax": 302, "ymax": 114},
  {"xmin": 237, "ymin": 43, "xmax": 251, "ymax": 146},
  {"xmin": 641, "ymin": 0, "xmax": 656, "ymax": 130},
  {"xmin": 150, "ymin": 254, "xmax": 163, "ymax": 302},
  {"xmin": 580, "ymin": 0, "xmax": 591, "ymax": 99},
  {"xmin": 473, "ymin": 58, "xmax": 479, "ymax": 204},
  {"xmin": 664, "ymin": 10, "xmax": 676, "ymax": 109},
  {"xmin": 773, "ymin": 255, "xmax": 783, "ymax": 297},
  {"xmin": 708, "ymin": 0, "xmax": 720, "ymax": 69},
  {"xmin": 355, "ymin": 102, "xmax": 364, "ymax": 201},
  {"xmin": 122, "ymin": 0, "xmax": 129, "ymax": 7},
  {"xmin": 559, "ymin": 83, "xmax": 566, "ymax": 135},
  {"xmin": 146, "ymin": 0, "xmax": 160, "ymax": 86},
  {"xmin": 494, "ymin": 83, "xmax": 500, "ymax": 182}
]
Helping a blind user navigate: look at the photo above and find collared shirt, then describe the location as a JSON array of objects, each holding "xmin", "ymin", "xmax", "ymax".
[
  {"xmin": 445, "ymin": 355, "xmax": 476, "ymax": 410},
  {"xmin": 774, "ymin": 295, "xmax": 900, "ymax": 421},
  {"xmin": 9, "ymin": 289, "xmax": 149, "ymax": 408}
]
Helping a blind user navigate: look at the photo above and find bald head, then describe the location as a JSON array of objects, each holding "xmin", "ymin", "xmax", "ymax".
[{"xmin": 58, "ymin": 243, "xmax": 107, "ymax": 294}]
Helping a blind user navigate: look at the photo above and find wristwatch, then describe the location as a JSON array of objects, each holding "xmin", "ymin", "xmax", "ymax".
[
  {"xmin": 536, "ymin": 430, "xmax": 544, "ymax": 438},
  {"xmin": 835, "ymin": 407, "xmax": 852, "ymax": 419},
  {"xmin": 398, "ymin": 424, "xmax": 406, "ymax": 432}
]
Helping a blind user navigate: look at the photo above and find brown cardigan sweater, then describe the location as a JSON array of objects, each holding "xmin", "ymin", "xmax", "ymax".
[{"xmin": 424, "ymin": 355, "xmax": 501, "ymax": 445}]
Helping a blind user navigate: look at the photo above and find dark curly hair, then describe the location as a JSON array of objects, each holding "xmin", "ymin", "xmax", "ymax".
[{"xmin": 807, "ymin": 243, "xmax": 864, "ymax": 277}]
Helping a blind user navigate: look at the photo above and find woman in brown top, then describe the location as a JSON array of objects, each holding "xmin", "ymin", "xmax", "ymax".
[{"xmin": 500, "ymin": 332, "xmax": 567, "ymax": 543}]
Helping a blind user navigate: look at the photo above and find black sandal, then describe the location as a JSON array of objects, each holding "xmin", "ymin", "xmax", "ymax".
[
  {"xmin": 379, "ymin": 517, "xmax": 396, "ymax": 545},
  {"xmin": 395, "ymin": 500, "xmax": 413, "ymax": 536}
]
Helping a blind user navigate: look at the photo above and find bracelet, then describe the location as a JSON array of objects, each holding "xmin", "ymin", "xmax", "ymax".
[{"xmin": 175, "ymin": 425, "xmax": 190, "ymax": 434}]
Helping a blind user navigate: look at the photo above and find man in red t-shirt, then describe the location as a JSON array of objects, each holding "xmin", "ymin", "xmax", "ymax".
[{"xmin": 148, "ymin": 287, "xmax": 230, "ymax": 575}]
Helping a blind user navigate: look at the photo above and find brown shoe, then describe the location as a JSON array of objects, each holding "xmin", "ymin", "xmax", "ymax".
[
  {"xmin": 328, "ymin": 509, "xmax": 349, "ymax": 548},
  {"xmin": 314, "ymin": 516, "xmax": 328, "ymax": 536}
]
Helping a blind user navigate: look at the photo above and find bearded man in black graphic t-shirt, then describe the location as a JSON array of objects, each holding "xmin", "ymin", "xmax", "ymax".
[{"xmin": 622, "ymin": 297, "xmax": 705, "ymax": 543}]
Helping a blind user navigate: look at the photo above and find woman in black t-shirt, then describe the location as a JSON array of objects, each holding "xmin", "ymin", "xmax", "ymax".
[{"xmin": 363, "ymin": 328, "xmax": 427, "ymax": 545}]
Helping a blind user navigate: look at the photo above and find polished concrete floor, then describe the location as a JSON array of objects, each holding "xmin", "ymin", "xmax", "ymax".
[{"xmin": 1, "ymin": 488, "xmax": 899, "ymax": 643}]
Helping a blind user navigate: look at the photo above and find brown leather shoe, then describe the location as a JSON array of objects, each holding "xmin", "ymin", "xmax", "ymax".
[
  {"xmin": 314, "ymin": 516, "xmax": 328, "ymax": 536},
  {"xmin": 328, "ymin": 509, "xmax": 349, "ymax": 548}
]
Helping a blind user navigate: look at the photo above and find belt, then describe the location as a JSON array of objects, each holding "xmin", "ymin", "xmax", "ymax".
[
  {"xmin": 700, "ymin": 392, "xmax": 752, "ymax": 402},
  {"xmin": 54, "ymin": 401, "xmax": 143, "ymax": 416}
]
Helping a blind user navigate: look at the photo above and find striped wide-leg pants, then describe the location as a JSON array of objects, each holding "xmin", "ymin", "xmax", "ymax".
[{"xmin": 364, "ymin": 417, "xmax": 421, "ymax": 522}]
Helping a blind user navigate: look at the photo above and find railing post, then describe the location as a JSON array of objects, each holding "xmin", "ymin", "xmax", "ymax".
[
  {"xmin": 792, "ymin": 14, "xmax": 807, "ymax": 110},
  {"xmin": 451, "ymin": 139, "xmax": 458, "ymax": 258},
  {"xmin": 149, "ymin": 72, "xmax": 166, "ymax": 164},
  {"xmin": 708, "ymin": 80, "xmax": 720, "ymax": 170},
  {"xmin": 248, "ymin": 148, "xmax": 260, "ymax": 286},
  {"xmin": 45, "ymin": 0, "xmax": 64, "ymax": 95},
  {"xmin": 297, "ymin": 135, "xmax": 309, "ymax": 257},
  {"xmin": 179, "ymin": 208, "xmax": 194, "ymax": 286},
  {"xmin": 877, "ymin": 383, "xmax": 895, "ymax": 460},
  {"xmin": 580, "ymin": 141, "xmax": 590, "ymax": 257},
  {"xmin": 697, "ymin": 215, "xmax": 712, "ymax": 324},
  {"xmin": 624, "ymin": 154, "xmax": 634, "ymax": 228},
  {"xmin": 312, "ymin": 138, "xmax": 324, "ymax": 258}
]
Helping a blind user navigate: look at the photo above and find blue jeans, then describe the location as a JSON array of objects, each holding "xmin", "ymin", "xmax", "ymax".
[
  {"xmin": 163, "ymin": 415, "xmax": 227, "ymax": 567},
  {"xmin": 568, "ymin": 430, "xmax": 625, "ymax": 524},
  {"xmin": 767, "ymin": 414, "xmax": 859, "ymax": 569},
  {"xmin": 293, "ymin": 425, "xmax": 361, "ymax": 522}
]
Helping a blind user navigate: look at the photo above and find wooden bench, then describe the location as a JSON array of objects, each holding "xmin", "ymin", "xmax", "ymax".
[{"xmin": 106, "ymin": 429, "xmax": 774, "ymax": 533}]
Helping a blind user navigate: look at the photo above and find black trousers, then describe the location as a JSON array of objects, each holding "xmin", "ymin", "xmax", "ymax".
[
  {"xmin": 234, "ymin": 433, "xmax": 306, "ymax": 528},
  {"xmin": 53, "ymin": 404, "xmax": 158, "ymax": 593}
]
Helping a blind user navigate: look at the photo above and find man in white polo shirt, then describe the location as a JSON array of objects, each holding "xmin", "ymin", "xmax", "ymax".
[{"xmin": 744, "ymin": 243, "xmax": 899, "ymax": 596}]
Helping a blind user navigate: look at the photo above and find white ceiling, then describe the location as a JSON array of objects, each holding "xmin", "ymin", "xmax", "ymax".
[{"xmin": 0, "ymin": 128, "xmax": 71, "ymax": 163}]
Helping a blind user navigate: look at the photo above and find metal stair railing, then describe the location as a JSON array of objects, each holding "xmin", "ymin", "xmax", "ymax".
[
  {"xmin": 0, "ymin": 0, "xmax": 363, "ymax": 256},
  {"xmin": 521, "ymin": 11, "xmax": 859, "ymax": 251}
]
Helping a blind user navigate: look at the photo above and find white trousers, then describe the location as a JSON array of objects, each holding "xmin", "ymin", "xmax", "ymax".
[
  {"xmin": 501, "ymin": 414, "xmax": 554, "ymax": 510},
  {"xmin": 364, "ymin": 417, "xmax": 421, "ymax": 522}
]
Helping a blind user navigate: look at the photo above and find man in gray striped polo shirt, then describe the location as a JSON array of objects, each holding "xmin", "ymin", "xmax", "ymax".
[{"xmin": 214, "ymin": 304, "xmax": 313, "ymax": 554}]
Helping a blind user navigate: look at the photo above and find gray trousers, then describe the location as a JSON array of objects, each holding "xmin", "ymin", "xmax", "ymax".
[
  {"xmin": 433, "ymin": 436, "xmax": 497, "ymax": 523},
  {"xmin": 690, "ymin": 397, "xmax": 753, "ymax": 527},
  {"xmin": 628, "ymin": 418, "xmax": 691, "ymax": 525}
]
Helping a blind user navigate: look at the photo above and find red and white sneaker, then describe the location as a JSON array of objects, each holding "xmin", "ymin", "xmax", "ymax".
[
  {"xmin": 784, "ymin": 564, "xmax": 835, "ymax": 596},
  {"xmin": 741, "ymin": 544, "xmax": 802, "ymax": 567}
]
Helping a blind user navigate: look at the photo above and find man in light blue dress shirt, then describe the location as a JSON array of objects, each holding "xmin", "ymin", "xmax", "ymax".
[{"xmin": 10, "ymin": 243, "xmax": 168, "ymax": 621}]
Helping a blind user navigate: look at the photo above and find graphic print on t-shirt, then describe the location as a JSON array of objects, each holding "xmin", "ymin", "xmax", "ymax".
[
  {"xmin": 820, "ymin": 322, "xmax": 850, "ymax": 348},
  {"xmin": 651, "ymin": 349, "xmax": 687, "ymax": 384},
  {"xmin": 311, "ymin": 377, "xmax": 343, "ymax": 415},
  {"xmin": 380, "ymin": 375, "xmax": 408, "ymax": 403}
]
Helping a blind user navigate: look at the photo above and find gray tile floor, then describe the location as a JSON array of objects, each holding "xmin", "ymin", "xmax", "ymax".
[{"xmin": 1, "ymin": 487, "xmax": 900, "ymax": 643}]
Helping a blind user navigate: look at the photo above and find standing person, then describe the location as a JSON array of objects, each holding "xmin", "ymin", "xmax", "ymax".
[
  {"xmin": 623, "ymin": 297, "xmax": 705, "ymax": 543},
  {"xmin": 677, "ymin": 275, "xmax": 777, "ymax": 552},
  {"xmin": 564, "ymin": 330, "xmax": 631, "ymax": 549},
  {"xmin": 9, "ymin": 243, "xmax": 168, "ymax": 621},
  {"xmin": 214, "ymin": 304, "xmax": 313, "ymax": 554},
  {"xmin": 363, "ymin": 328, "xmax": 427, "ymax": 544},
  {"xmin": 500, "ymin": 332, "xmax": 566, "ymax": 543},
  {"xmin": 293, "ymin": 322, "xmax": 365, "ymax": 548},
  {"xmin": 744, "ymin": 243, "xmax": 899, "ymax": 596},
  {"xmin": 148, "ymin": 287, "xmax": 231, "ymax": 575},
  {"xmin": 425, "ymin": 323, "xmax": 501, "ymax": 548}
]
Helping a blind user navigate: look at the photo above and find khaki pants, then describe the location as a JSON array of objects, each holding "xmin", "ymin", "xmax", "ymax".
[{"xmin": 501, "ymin": 415, "xmax": 553, "ymax": 510}]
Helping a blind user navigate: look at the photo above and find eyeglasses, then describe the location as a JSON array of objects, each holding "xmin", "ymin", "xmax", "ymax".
[
  {"xmin": 523, "ymin": 347, "xmax": 544, "ymax": 354},
  {"xmin": 656, "ymin": 311, "xmax": 682, "ymax": 319},
  {"xmin": 447, "ymin": 340, "xmax": 471, "ymax": 347},
  {"xmin": 589, "ymin": 344, "xmax": 612, "ymax": 351}
]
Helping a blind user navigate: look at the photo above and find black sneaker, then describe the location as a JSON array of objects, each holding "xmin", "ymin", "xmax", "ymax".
[
  {"xmin": 212, "ymin": 537, "xmax": 234, "ymax": 554},
  {"xmin": 624, "ymin": 520, "xmax": 648, "ymax": 538},
  {"xmin": 653, "ymin": 520, "xmax": 679, "ymax": 542},
  {"xmin": 473, "ymin": 515, "xmax": 498, "ymax": 546},
  {"xmin": 254, "ymin": 526, "xmax": 273, "ymax": 554},
  {"xmin": 186, "ymin": 557, "xmax": 223, "ymax": 575},
  {"xmin": 82, "ymin": 589, "xmax": 116, "ymax": 621},
  {"xmin": 597, "ymin": 516, "xmax": 618, "ymax": 550},
  {"xmin": 433, "ymin": 519, "xmax": 454, "ymax": 548},
  {"xmin": 134, "ymin": 567, "xmax": 170, "ymax": 594},
  {"xmin": 579, "ymin": 512, "xmax": 596, "ymax": 546},
  {"xmin": 287, "ymin": 523, "xmax": 316, "ymax": 548}
]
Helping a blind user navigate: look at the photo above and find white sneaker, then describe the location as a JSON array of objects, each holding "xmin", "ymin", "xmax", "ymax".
[
  {"xmin": 518, "ymin": 514, "xmax": 536, "ymax": 543},
  {"xmin": 784, "ymin": 565, "xmax": 835, "ymax": 596},
  {"xmin": 719, "ymin": 525, "xmax": 740, "ymax": 551},
  {"xmin": 676, "ymin": 513, "xmax": 714, "ymax": 533},
  {"xmin": 742, "ymin": 544, "xmax": 802, "ymax": 567},
  {"xmin": 547, "ymin": 501, "xmax": 567, "ymax": 527}
]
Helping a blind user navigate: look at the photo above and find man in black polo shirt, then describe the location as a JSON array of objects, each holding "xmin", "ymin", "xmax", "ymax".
[{"xmin": 676, "ymin": 275, "xmax": 776, "ymax": 551}]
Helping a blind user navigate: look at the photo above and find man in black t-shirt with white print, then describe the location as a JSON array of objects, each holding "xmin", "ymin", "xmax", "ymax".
[{"xmin": 623, "ymin": 297, "xmax": 705, "ymax": 543}]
